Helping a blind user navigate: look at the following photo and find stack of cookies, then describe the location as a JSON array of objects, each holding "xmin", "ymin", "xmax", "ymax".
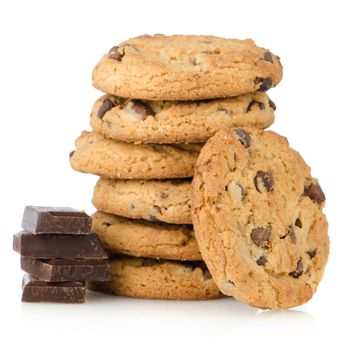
[{"xmin": 70, "ymin": 34, "xmax": 329, "ymax": 308}]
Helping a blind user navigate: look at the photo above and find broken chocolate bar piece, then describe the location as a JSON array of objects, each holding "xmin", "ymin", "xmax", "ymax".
[
  {"xmin": 22, "ymin": 274, "xmax": 85, "ymax": 303},
  {"xmin": 22, "ymin": 206, "xmax": 92, "ymax": 234},
  {"xmin": 13, "ymin": 232, "xmax": 109, "ymax": 259},
  {"xmin": 21, "ymin": 256, "xmax": 111, "ymax": 282}
]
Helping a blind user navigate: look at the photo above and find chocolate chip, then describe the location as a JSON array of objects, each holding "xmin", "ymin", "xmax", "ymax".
[
  {"xmin": 307, "ymin": 249, "xmax": 317, "ymax": 259},
  {"xmin": 102, "ymin": 221, "xmax": 111, "ymax": 227},
  {"xmin": 262, "ymin": 51, "xmax": 273, "ymax": 63},
  {"xmin": 268, "ymin": 98, "xmax": 276, "ymax": 110},
  {"xmin": 304, "ymin": 184, "xmax": 326, "ymax": 203},
  {"xmin": 247, "ymin": 100, "xmax": 265, "ymax": 112},
  {"xmin": 69, "ymin": 150, "xmax": 75, "ymax": 159},
  {"xmin": 254, "ymin": 77, "xmax": 273, "ymax": 92},
  {"xmin": 97, "ymin": 99, "xmax": 115, "ymax": 119},
  {"xmin": 254, "ymin": 171, "xmax": 274, "ymax": 193},
  {"xmin": 250, "ymin": 226, "xmax": 271, "ymax": 248},
  {"xmin": 256, "ymin": 256, "xmax": 267, "ymax": 266},
  {"xmin": 108, "ymin": 46, "xmax": 124, "ymax": 61},
  {"xmin": 295, "ymin": 218, "xmax": 302, "ymax": 228},
  {"xmin": 127, "ymin": 100, "xmax": 155, "ymax": 120},
  {"xmin": 148, "ymin": 215, "xmax": 160, "ymax": 222},
  {"xmin": 234, "ymin": 128, "xmax": 251, "ymax": 148},
  {"xmin": 289, "ymin": 259, "xmax": 304, "ymax": 278}
]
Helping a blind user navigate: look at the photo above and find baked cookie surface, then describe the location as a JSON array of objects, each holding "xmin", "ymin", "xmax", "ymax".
[
  {"xmin": 69, "ymin": 131, "xmax": 199, "ymax": 180},
  {"xmin": 92, "ymin": 34, "xmax": 282, "ymax": 100},
  {"xmin": 191, "ymin": 128, "xmax": 329, "ymax": 309},
  {"xmin": 92, "ymin": 211, "xmax": 201, "ymax": 260},
  {"xmin": 90, "ymin": 93, "xmax": 275, "ymax": 144},
  {"xmin": 92, "ymin": 178, "xmax": 192, "ymax": 224},
  {"xmin": 88, "ymin": 257, "xmax": 221, "ymax": 300}
]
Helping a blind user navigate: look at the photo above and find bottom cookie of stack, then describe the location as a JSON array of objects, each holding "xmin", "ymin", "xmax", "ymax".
[{"xmin": 88, "ymin": 257, "xmax": 222, "ymax": 300}]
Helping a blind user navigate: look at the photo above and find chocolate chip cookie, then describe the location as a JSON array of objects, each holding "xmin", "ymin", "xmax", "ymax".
[
  {"xmin": 92, "ymin": 211, "xmax": 201, "ymax": 260},
  {"xmin": 191, "ymin": 128, "xmax": 329, "ymax": 309},
  {"xmin": 88, "ymin": 257, "xmax": 221, "ymax": 300},
  {"xmin": 69, "ymin": 131, "xmax": 200, "ymax": 180},
  {"xmin": 90, "ymin": 93, "xmax": 275, "ymax": 144},
  {"xmin": 92, "ymin": 34, "xmax": 282, "ymax": 100},
  {"xmin": 92, "ymin": 178, "xmax": 191, "ymax": 224}
]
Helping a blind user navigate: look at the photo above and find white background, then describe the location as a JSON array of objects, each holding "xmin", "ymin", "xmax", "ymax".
[{"xmin": 0, "ymin": 0, "xmax": 349, "ymax": 349}]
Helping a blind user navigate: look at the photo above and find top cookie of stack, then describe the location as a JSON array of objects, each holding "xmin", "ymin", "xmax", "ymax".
[{"xmin": 90, "ymin": 34, "xmax": 282, "ymax": 146}]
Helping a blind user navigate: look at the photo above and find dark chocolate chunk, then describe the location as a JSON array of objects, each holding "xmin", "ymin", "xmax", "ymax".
[
  {"xmin": 268, "ymin": 98, "xmax": 276, "ymax": 110},
  {"xmin": 256, "ymin": 256, "xmax": 267, "ymax": 266},
  {"xmin": 21, "ymin": 256, "xmax": 111, "ymax": 282},
  {"xmin": 108, "ymin": 46, "xmax": 124, "ymax": 61},
  {"xmin": 128, "ymin": 100, "xmax": 155, "ymax": 120},
  {"xmin": 253, "ymin": 77, "xmax": 272, "ymax": 92},
  {"xmin": 22, "ymin": 274, "xmax": 85, "ymax": 303},
  {"xmin": 289, "ymin": 259, "xmax": 304, "ymax": 278},
  {"xmin": 69, "ymin": 150, "xmax": 75, "ymax": 159},
  {"xmin": 307, "ymin": 249, "xmax": 317, "ymax": 259},
  {"xmin": 295, "ymin": 218, "xmax": 302, "ymax": 228},
  {"xmin": 22, "ymin": 206, "xmax": 92, "ymax": 234},
  {"xmin": 262, "ymin": 51, "xmax": 273, "ymax": 63},
  {"xmin": 250, "ymin": 226, "xmax": 271, "ymax": 248},
  {"xmin": 97, "ymin": 99, "xmax": 115, "ymax": 119},
  {"xmin": 247, "ymin": 100, "xmax": 265, "ymax": 112},
  {"xmin": 234, "ymin": 128, "xmax": 251, "ymax": 148},
  {"xmin": 13, "ymin": 232, "xmax": 108, "ymax": 259},
  {"xmin": 304, "ymin": 184, "xmax": 326, "ymax": 203},
  {"xmin": 254, "ymin": 171, "xmax": 274, "ymax": 193}
]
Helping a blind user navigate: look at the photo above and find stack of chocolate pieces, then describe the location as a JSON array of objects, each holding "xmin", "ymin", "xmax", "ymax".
[
  {"xmin": 13, "ymin": 206, "xmax": 111, "ymax": 303},
  {"xmin": 69, "ymin": 34, "xmax": 283, "ymax": 300}
]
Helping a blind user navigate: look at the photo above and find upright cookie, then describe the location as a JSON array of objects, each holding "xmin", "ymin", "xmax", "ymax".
[
  {"xmin": 88, "ymin": 257, "xmax": 221, "ymax": 300},
  {"xmin": 191, "ymin": 128, "xmax": 329, "ymax": 309},
  {"xmin": 70, "ymin": 131, "xmax": 199, "ymax": 180},
  {"xmin": 91, "ymin": 93, "xmax": 275, "ymax": 144},
  {"xmin": 92, "ymin": 178, "xmax": 191, "ymax": 224},
  {"xmin": 92, "ymin": 211, "xmax": 201, "ymax": 261},
  {"xmin": 92, "ymin": 34, "xmax": 282, "ymax": 100}
]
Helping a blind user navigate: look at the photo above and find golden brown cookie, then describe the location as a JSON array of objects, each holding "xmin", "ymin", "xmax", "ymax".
[
  {"xmin": 69, "ymin": 131, "xmax": 199, "ymax": 180},
  {"xmin": 92, "ymin": 178, "xmax": 192, "ymax": 224},
  {"xmin": 92, "ymin": 34, "xmax": 282, "ymax": 100},
  {"xmin": 191, "ymin": 128, "xmax": 329, "ymax": 309},
  {"xmin": 92, "ymin": 211, "xmax": 201, "ymax": 260},
  {"xmin": 90, "ymin": 93, "xmax": 275, "ymax": 144},
  {"xmin": 88, "ymin": 257, "xmax": 221, "ymax": 300}
]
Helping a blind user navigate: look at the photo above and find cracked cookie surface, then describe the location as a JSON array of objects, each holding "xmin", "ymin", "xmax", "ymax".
[
  {"xmin": 90, "ymin": 93, "xmax": 275, "ymax": 144},
  {"xmin": 69, "ymin": 131, "xmax": 199, "ymax": 179},
  {"xmin": 191, "ymin": 128, "xmax": 329, "ymax": 309},
  {"xmin": 92, "ymin": 211, "xmax": 201, "ymax": 260},
  {"xmin": 92, "ymin": 34, "xmax": 282, "ymax": 100},
  {"xmin": 92, "ymin": 178, "xmax": 192, "ymax": 224},
  {"xmin": 88, "ymin": 257, "xmax": 221, "ymax": 300}
]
